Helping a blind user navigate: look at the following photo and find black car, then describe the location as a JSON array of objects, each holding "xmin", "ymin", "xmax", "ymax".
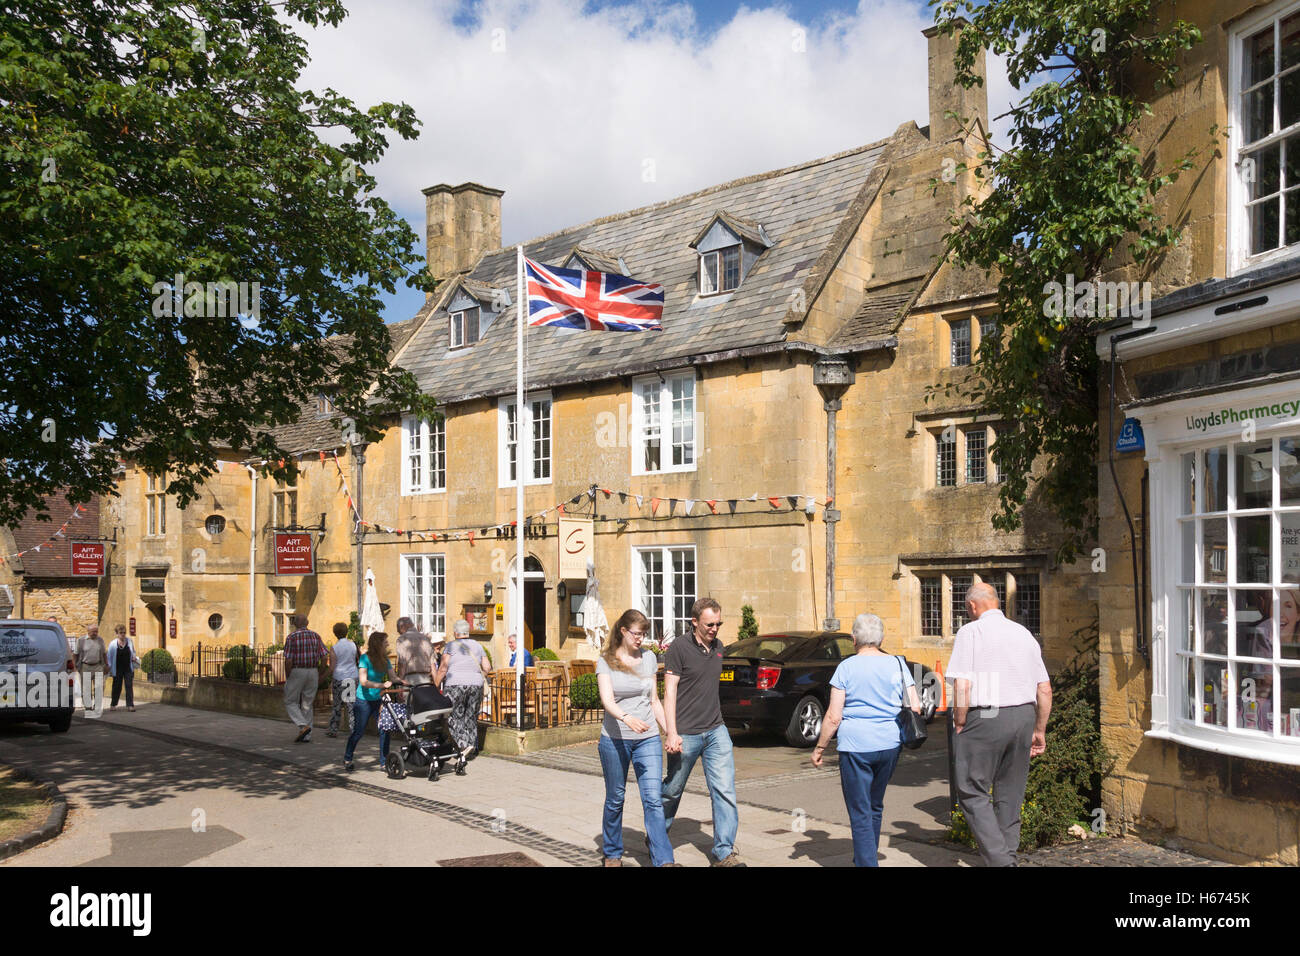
[{"xmin": 718, "ymin": 632, "xmax": 940, "ymax": 747}]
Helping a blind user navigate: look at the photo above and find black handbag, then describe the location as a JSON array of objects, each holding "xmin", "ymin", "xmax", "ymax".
[{"xmin": 896, "ymin": 656, "xmax": 928, "ymax": 750}]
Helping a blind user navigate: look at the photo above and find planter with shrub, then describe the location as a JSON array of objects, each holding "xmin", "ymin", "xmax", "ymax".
[
  {"xmin": 141, "ymin": 648, "xmax": 175, "ymax": 684},
  {"xmin": 570, "ymin": 672, "xmax": 601, "ymax": 713},
  {"xmin": 532, "ymin": 647, "xmax": 559, "ymax": 662},
  {"xmin": 222, "ymin": 645, "xmax": 255, "ymax": 683}
]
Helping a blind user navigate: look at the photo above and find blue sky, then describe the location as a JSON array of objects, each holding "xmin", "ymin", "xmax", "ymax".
[{"xmin": 295, "ymin": 0, "xmax": 1004, "ymax": 325}]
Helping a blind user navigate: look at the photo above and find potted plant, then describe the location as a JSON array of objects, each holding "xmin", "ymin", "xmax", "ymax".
[{"xmin": 141, "ymin": 648, "xmax": 176, "ymax": 684}]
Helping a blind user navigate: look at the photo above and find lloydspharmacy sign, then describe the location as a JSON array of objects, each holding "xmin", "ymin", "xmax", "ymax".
[{"xmin": 1186, "ymin": 398, "xmax": 1300, "ymax": 433}]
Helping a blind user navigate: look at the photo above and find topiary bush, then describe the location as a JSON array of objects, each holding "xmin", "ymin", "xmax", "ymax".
[
  {"xmin": 570, "ymin": 673, "xmax": 601, "ymax": 710},
  {"xmin": 227, "ymin": 645, "xmax": 255, "ymax": 659},
  {"xmin": 222, "ymin": 650, "xmax": 254, "ymax": 682},
  {"xmin": 738, "ymin": 604, "xmax": 759, "ymax": 643},
  {"xmin": 140, "ymin": 648, "xmax": 174, "ymax": 674},
  {"xmin": 346, "ymin": 612, "xmax": 363, "ymax": 647},
  {"xmin": 532, "ymin": 647, "xmax": 559, "ymax": 661}
]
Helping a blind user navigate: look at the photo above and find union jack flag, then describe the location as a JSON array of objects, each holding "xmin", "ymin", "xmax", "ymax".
[{"xmin": 525, "ymin": 257, "xmax": 664, "ymax": 331}]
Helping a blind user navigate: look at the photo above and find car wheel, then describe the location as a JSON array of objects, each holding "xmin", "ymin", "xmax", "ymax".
[
  {"xmin": 48, "ymin": 714, "xmax": 72, "ymax": 733},
  {"xmin": 785, "ymin": 695, "xmax": 824, "ymax": 748},
  {"xmin": 385, "ymin": 751, "xmax": 406, "ymax": 780}
]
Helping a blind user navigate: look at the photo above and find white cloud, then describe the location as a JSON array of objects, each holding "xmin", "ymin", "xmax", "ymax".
[{"xmin": 294, "ymin": 0, "xmax": 1014, "ymax": 314}]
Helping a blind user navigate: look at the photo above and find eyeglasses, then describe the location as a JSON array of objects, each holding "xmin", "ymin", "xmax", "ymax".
[
  {"xmin": 700, "ymin": 622, "xmax": 722, "ymax": 630},
  {"xmin": 625, "ymin": 630, "xmax": 647, "ymax": 638}
]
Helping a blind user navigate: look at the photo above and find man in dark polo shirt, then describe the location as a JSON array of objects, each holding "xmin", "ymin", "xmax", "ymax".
[{"xmin": 661, "ymin": 597, "xmax": 743, "ymax": 867}]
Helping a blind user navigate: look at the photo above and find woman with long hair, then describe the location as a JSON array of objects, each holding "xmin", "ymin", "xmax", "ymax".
[
  {"xmin": 343, "ymin": 631, "xmax": 396, "ymax": 772},
  {"xmin": 596, "ymin": 608, "xmax": 676, "ymax": 867}
]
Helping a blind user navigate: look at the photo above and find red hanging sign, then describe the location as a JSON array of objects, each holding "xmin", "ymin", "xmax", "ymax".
[
  {"xmin": 70, "ymin": 543, "xmax": 106, "ymax": 577},
  {"xmin": 274, "ymin": 532, "xmax": 315, "ymax": 575}
]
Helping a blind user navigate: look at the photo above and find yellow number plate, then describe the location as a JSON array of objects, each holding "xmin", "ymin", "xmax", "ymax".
[{"xmin": 720, "ymin": 670, "xmax": 734, "ymax": 682}]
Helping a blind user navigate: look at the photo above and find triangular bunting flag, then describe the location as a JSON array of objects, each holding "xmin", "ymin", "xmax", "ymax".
[
  {"xmin": 668, "ymin": 498, "xmax": 679, "ymax": 514},
  {"xmin": 768, "ymin": 496, "xmax": 781, "ymax": 510},
  {"xmin": 650, "ymin": 497, "xmax": 661, "ymax": 516},
  {"xmin": 558, "ymin": 503, "xmax": 566, "ymax": 515},
  {"xmin": 706, "ymin": 500, "xmax": 718, "ymax": 514},
  {"xmin": 787, "ymin": 495, "xmax": 798, "ymax": 510},
  {"xmin": 728, "ymin": 500, "xmax": 737, "ymax": 514},
  {"xmin": 683, "ymin": 499, "xmax": 695, "ymax": 514},
  {"xmin": 748, "ymin": 493, "xmax": 759, "ymax": 501},
  {"xmin": 618, "ymin": 492, "xmax": 627, "ymax": 504},
  {"xmin": 602, "ymin": 488, "xmax": 612, "ymax": 498},
  {"xmin": 468, "ymin": 531, "xmax": 475, "ymax": 545},
  {"xmin": 634, "ymin": 494, "xmax": 643, "ymax": 508}
]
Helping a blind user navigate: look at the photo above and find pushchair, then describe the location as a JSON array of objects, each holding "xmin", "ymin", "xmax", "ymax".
[{"xmin": 379, "ymin": 683, "xmax": 467, "ymax": 781}]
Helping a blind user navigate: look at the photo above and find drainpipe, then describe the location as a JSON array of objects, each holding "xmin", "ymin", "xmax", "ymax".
[
  {"xmin": 813, "ymin": 357, "xmax": 855, "ymax": 632},
  {"xmin": 245, "ymin": 465, "xmax": 257, "ymax": 648},
  {"xmin": 353, "ymin": 443, "xmax": 368, "ymax": 617}
]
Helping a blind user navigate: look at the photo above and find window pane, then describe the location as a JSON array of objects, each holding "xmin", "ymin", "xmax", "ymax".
[
  {"xmin": 672, "ymin": 549, "xmax": 696, "ymax": 641},
  {"xmin": 1180, "ymin": 520, "xmax": 1196, "ymax": 583},
  {"xmin": 1236, "ymin": 440, "xmax": 1273, "ymax": 509},
  {"xmin": 1279, "ymin": 665, "xmax": 1300, "ymax": 736},
  {"xmin": 640, "ymin": 550, "xmax": 664, "ymax": 642},
  {"xmin": 1204, "ymin": 446, "xmax": 1229, "ymax": 512},
  {"xmin": 1283, "ymin": 68, "xmax": 1300, "ymax": 129},
  {"xmin": 978, "ymin": 315, "xmax": 998, "ymax": 356},
  {"xmin": 1288, "ymin": 189, "xmax": 1300, "ymax": 246},
  {"xmin": 1204, "ymin": 517, "xmax": 1228, "ymax": 584},
  {"xmin": 950, "ymin": 319, "xmax": 971, "ymax": 366},
  {"xmin": 1201, "ymin": 659, "xmax": 1228, "ymax": 727},
  {"xmin": 1203, "ymin": 590, "xmax": 1228, "ymax": 654},
  {"xmin": 1244, "ymin": 83, "xmax": 1275, "ymax": 145},
  {"xmin": 951, "ymin": 574, "xmax": 972, "ymax": 632},
  {"xmin": 532, "ymin": 399, "xmax": 551, "ymax": 480},
  {"xmin": 1245, "ymin": 24, "xmax": 1276, "ymax": 89},
  {"xmin": 1017, "ymin": 574, "xmax": 1041, "ymax": 637},
  {"xmin": 1284, "ymin": 13, "xmax": 1300, "ymax": 71},
  {"xmin": 936, "ymin": 433, "xmax": 956, "ymax": 487},
  {"xmin": 1248, "ymin": 142, "xmax": 1281, "ymax": 199},
  {"xmin": 1237, "ymin": 660, "xmax": 1273, "ymax": 733},
  {"xmin": 1235, "ymin": 588, "xmax": 1272, "ymax": 657},
  {"xmin": 1179, "ymin": 591, "xmax": 1195, "ymax": 652},
  {"xmin": 1179, "ymin": 655, "xmax": 1196, "ymax": 720},
  {"xmin": 1282, "ymin": 436, "xmax": 1300, "ymax": 504},
  {"xmin": 672, "ymin": 377, "xmax": 694, "ymax": 467},
  {"xmin": 701, "ymin": 253, "xmax": 718, "ymax": 294},
  {"xmin": 1181, "ymin": 451, "xmax": 1196, "ymax": 515},
  {"xmin": 1236, "ymin": 515, "xmax": 1272, "ymax": 583},
  {"xmin": 920, "ymin": 577, "xmax": 942, "ymax": 636},
  {"xmin": 1251, "ymin": 196, "xmax": 1282, "ymax": 254},
  {"xmin": 431, "ymin": 419, "xmax": 446, "ymax": 489},
  {"xmin": 965, "ymin": 428, "xmax": 986, "ymax": 483},
  {"xmin": 986, "ymin": 573, "xmax": 1007, "ymax": 610},
  {"xmin": 721, "ymin": 246, "xmax": 741, "ymax": 291},
  {"xmin": 505, "ymin": 404, "xmax": 517, "ymax": 482},
  {"xmin": 466, "ymin": 308, "xmax": 480, "ymax": 345},
  {"xmin": 1283, "ymin": 586, "xmax": 1300, "ymax": 659}
]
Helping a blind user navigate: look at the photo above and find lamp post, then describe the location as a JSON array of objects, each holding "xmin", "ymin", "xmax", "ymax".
[{"xmin": 813, "ymin": 356, "xmax": 854, "ymax": 632}]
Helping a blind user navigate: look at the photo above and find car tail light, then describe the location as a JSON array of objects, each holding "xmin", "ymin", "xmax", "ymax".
[{"xmin": 756, "ymin": 665, "xmax": 781, "ymax": 690}]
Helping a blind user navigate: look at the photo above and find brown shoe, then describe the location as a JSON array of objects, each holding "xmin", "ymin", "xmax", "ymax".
[
  {"xmin": 711, "ymin": 851, "xmax": 745, "ymax": 867},
  {"xmin": 603, "ymin": 856, "xmax": 622, "ymax": 867}
]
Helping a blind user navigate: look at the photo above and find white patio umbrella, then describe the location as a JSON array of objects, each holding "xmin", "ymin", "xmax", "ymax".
[
  {"xmin": 360, "ymin": 567, "xmax": 384, "ymax": 639},
  {"xmin": 579, "ymin": 560, "xmax": 609, "ymax": 652}
]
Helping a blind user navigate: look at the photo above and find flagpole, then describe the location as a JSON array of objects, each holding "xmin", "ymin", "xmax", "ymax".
[{"xmin": 515, "ymin": 244, "xmax": 526, "ymax": 730}]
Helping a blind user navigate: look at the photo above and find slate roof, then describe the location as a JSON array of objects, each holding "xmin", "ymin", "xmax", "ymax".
[
  {"xmin": 264, "ymin": 316, "xmax": 423, "ymax": 454},
  {"xmin": 7, "ymin": 492, "xmax": 101, "ymax": 579},
  {"xmin": 828, "ymin": 277, "xmax": 927, "ymax": 348},
  {"xmin": 396, "ymin": 139, "xmax": 893, "ymax": 403}
]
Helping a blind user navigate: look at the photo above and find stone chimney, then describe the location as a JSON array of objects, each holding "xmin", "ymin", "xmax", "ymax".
[
  {"xmin": 922, "ymin": 21, "xmax": 987, "ymax": 145},
  {"xmin": 421, "ymin": 182, "xmax": 504, "ymax": 279}
]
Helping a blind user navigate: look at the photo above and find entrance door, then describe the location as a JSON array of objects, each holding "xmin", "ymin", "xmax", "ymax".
[
  {"xmin": 149, "ymin": 604, "xmax": 166, "ymax": 650},
  {"xmin": 508, "ymin": 555, "xmax": 548, "ymax": 651}
]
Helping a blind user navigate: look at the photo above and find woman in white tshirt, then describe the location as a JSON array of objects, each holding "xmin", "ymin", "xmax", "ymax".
[{"xmin": 595, "ymin": 608, "xmax": 676, "ymax": 867}]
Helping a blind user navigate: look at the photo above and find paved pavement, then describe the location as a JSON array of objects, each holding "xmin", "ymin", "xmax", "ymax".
[{"xmin": 0, "ymin": 704, "xmax": 1222, "ymax": 866}]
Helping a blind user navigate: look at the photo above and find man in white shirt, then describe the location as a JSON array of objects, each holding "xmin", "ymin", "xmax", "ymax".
[{"xmin": 946, "ymin": 582, "xmax": 1052, "ymax": 867}]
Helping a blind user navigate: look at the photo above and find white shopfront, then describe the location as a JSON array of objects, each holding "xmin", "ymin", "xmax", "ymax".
[{"xmin": 1134, "ymin": 381, "xmax": 1300, "ymax": 765}]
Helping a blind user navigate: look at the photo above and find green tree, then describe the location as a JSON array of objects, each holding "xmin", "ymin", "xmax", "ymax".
[
  {"xmin": 928, "ymin": 0, "xmax": 1203, "ymax": 560},
  {"xmin": 0, "ymin": 0, "xmax": 438, "ymax": 527}
]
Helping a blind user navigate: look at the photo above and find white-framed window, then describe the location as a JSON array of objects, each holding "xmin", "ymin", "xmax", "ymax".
[
  {"xmin": 1230, "ymin": 1, "xmax": 1300, "ymax": 271},
  {"xmin": 402, "ymin": 554, "xmax": 446, "ymax": 637},
  {"xmin": 949, "ymin": 318, "xmax": 971, "ymax": 366},
  {"xmin": 1171, "ymin": 432, "xmax": 1300, "ymax": 742},
  {"xmin": 633, "ymin": 372, "xmax": 697, "ymax": 474},
  {"xmin": 634, "ymin": 545, "xmax": 697, "ymax": 643},
  {"xmin": 498, "ymin": 392, "xmax": 552, "ymax": 487},
  {"xmin": 909, "ymin": 568, "xmax": 1041, "ymax": 640},
  {"xmin": 272, "ymin": 475, "xmax": 298, "ymax": 528},
  {"xmin": 450, "ymin": 306, "xmax": 481, "ymax": 349},
  {"xmin": 700, "ymin": 245, "xmax": 741, "ymax": 295},
  {"xmin": 271, "ymin": 586, "xmax": 296, "ymax": 643},
  {"xmin": 401, "ymin": 414, "xmax": 446, "ymax": 495},
  {"xmin": 145, "ymin": 473, "xmax": 167, "ymax": 536}
]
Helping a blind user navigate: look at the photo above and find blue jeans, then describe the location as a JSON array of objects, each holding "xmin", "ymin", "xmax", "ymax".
[
  {"xmin": 661, "ymin": 723, "xmax": 739, "ymax": 862},
  {"xmin": 598, "ymin": 734, "xmax": 674, "ymax": 866},
  {"xmin": 838, "ymin": 746, "xmax": 901, "ymax": 867},
  {"xmin": 345, "ymin": 697, "xmax": 389, "ymax": 762}
]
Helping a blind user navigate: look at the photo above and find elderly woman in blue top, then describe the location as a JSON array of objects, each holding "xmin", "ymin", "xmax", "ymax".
[{"xmin": 811, "ymin": 612, "xmax": 921, "ymax": 867}]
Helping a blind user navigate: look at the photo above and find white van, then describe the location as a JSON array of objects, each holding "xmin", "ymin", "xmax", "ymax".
[{"xmin": 0, "ymin": 619, "xmax": 75, "ymax": 732}]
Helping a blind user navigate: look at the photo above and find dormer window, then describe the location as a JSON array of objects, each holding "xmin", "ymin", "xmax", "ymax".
[
  {"xmin": 450, "ymin": 306, "xmax": 481, "ymax": 349},
  {"xmin": 315, "ymin": 390, "xmax": 336, "ymax": 419},
  {"xmin": 690, "ymin": 211, "xmax": 771, "ymax": 297},
  {"xmin": 700, "ymin": 245, "xmax": 741, "ymax": 295}
]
